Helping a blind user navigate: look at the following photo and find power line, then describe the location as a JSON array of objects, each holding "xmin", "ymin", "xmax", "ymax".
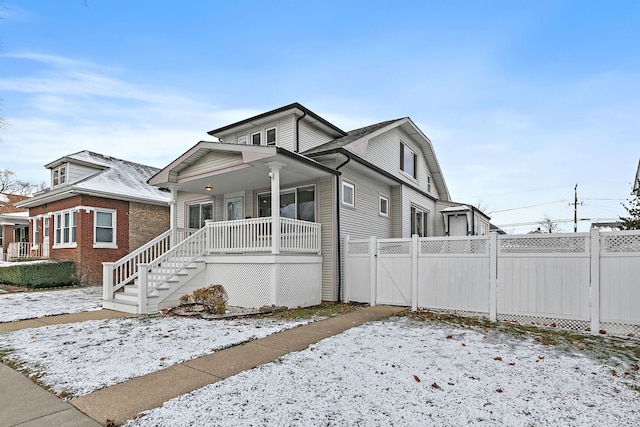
[{"xmin": 490, "ymin": 200, "xmax": 568, "ymax": 214}]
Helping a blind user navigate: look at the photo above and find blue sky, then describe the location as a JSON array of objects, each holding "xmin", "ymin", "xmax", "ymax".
[{"xmin": 1, "ymin": 0, "xmax": 638, "ymax": 232}]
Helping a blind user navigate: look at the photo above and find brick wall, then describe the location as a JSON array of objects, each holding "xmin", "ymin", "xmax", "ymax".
[
  {"xmin": 128, "ymin": 202, "xmax": 170, "ymax": 250},
  {"xmin": 27, "ymin": 196, "xmax": 168, "ymax": 286}
]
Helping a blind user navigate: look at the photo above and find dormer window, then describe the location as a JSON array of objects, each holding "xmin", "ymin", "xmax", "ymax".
[{"xmin": 52, "ymin": 165, "xmax": 67, "ymax": 187}]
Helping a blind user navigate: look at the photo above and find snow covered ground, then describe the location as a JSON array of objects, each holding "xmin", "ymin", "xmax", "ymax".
[
  {"xmin": 1, "ymin": 285, "xmax": 638, "ymax": 425},
  {"xmin": 0, "ymin": 315, "xmax": 310, "ymax": 397},
  {"xmin": 125, "ymin": 317, "xmax": 640, "ymax": 427},
  {"xmin": 0, "ymin": 286, "xmax": 103, "ymax": 322}
]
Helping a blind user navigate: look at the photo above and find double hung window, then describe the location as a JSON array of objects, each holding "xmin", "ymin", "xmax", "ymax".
[
  {"xmin": 400, "ymin": 142, "xmax": 417, "ymax": 179},
  {"xmin": 95, "ymin": 209, "xmax": 116, "ymax": 246},
  {"xmin": 54, "ymin": 210, "xmax": 77, "ymax": 246}
]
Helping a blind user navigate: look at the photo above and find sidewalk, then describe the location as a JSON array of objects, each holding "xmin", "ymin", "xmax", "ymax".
[
  {"xmin": 1, "ymin": 305, "xmax": 405, "ymax": 426},
  {"xmin": 0, "ymin": 309, "xmax": 130, "ymax": 427}
]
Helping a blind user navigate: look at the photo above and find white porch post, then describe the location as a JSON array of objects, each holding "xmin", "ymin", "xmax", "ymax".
[
  {"xmin": 169, "ymin": 187, "xmax": 177, "ymax": 247},
  {"xmin": 102, "ymin": 262, "xmax": 114, "ymax": 301},
  {"xmin": 266, "ymin": 162, "xmax": 284, "ymax": 255}
]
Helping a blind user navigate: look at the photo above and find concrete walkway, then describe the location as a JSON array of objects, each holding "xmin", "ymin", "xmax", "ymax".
[{"xmin": 1, "ymin": 305, "xmax": 405, "ymax": 426}]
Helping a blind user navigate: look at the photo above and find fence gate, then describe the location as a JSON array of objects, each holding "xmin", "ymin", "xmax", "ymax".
[{"xmin": 376, "ymin": 239, "xmax": 412, "ymax": 306}]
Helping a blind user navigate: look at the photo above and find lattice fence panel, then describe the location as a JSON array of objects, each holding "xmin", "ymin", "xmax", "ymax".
[
  {"xmin": 210, "ymin": 263, "xmax": 270, "ymax": 308},
  {"xmin": 378, "ymin": 240, "xmax": 411, "ymax": 255},
  {"xmin": 417, "ymin": 308, "xmax": 489, "ymax": 319},
  {"xmin": 420, "ymin": 239, "xmax": 487, "ymax": 254},
  {"xmin": 348, "ymin": 241, "xmax": 370, "ymax": 256},
  {"xmin": 602, "ymin": 234, "xmax": 640, "ymax": 253},
  {"xmin": 500, "ymin": 236, "xmax": 588, "ymax": 254},
  {"xmin": 599, "ymin": 322, "xmax": 640, "ymax": 337},
  {"xmin": 497, "ymin": 313, "xmax": 590, "ymax": 332}
]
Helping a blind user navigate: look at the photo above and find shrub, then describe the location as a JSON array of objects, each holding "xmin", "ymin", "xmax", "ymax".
[
  {"xmin": 0, "ymin": 261, "xmax": 78, "ymax": 288},
  {"xmin": 180, "ymin": 285, "xmax": 228, "ymax": 315}
]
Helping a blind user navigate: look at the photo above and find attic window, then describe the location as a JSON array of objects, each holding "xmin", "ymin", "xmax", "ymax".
[
  {"xmin": 52, "ymin": 165, "xmax": 67, "ymax": 187},
  {"xmin": 400, "ymin": 142, "xmax": 417, "ymax": 179}
]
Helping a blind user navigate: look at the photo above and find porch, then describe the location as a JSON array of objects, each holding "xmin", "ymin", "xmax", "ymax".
[{"xmin": 102, "ymin": 217, "xmax": 322, "ymax": 314}]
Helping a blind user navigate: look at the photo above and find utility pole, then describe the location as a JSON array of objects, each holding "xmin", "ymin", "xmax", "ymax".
[{"xmin": 571, "ymin": 184, "xmax": 578, "ymax": 232}]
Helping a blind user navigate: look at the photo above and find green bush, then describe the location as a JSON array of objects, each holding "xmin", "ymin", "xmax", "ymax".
[{"xmin": 0, "ymin": 261, "xmax": 78, "ymax": 288}]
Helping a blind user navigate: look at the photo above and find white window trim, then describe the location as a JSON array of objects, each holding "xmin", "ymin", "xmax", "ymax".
[
  {"xmin": 256, "ymin": 184, "xmax": 316, "ymax": 221},
  {"xmin": 379, "ymin": 194, "xmax": 389, "ymax": 217},
  {"xmin": 32, "ymin": 218, "xmax": 40, "ymax": 249},
  {"xmin": 342, "ymin": 181, "xmax": 355, "ymax": 207},
  {"xmin": 52, "ymin": 164, "xmax": 67, "ymax": 188},
  {"xmin": 94, "ymin": 208, "xmax": 117, "ymax": 249},
  {"xmin": 237, "ymin": 135, "xmax": 248, "ymax": 145},
  {"xmin": 53, "ymin": 210, "xmax": 78, "ymax": 249},
  {"xmin": 251, "ymin": 132, "xmax": 261, "ymax": 146},
  {"xmin": 266, "ymin": 127, "xmax": 277, "ymax": 146},
  {"xmin": 400, "ymin": 141, "xmax": 418, "ymax": 180},
  {"xmin": 185, "ymin": 199, "xmax": 215, "ymax": 229},
  {"xmin": 43, "ymin": 217, "xmax": 50, "ymax": 238}
]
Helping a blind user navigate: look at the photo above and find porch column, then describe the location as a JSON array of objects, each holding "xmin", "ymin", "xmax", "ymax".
[
  {"xmin": 266, "ymin": 162, "xmax": 285, "ymax": 254},
  {"xmin": 169, "ymin": 187, "xmax": 177, "ymax": 246}
]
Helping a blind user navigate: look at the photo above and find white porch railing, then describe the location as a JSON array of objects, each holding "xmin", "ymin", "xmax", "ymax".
[
  {"xmin": 6, "ymin": 242, "xmax": 42, "ymax": 260},
  {"xmin": 104, "ymin": 218, "xmax": 321, "ymax": 308},
  {"xmin": 207, "ymin": 217, "xmax": 322, "ymax": 254},
  {"xmin": 103, "ymin": 228, "xmax": 198, "ymax": 298}
]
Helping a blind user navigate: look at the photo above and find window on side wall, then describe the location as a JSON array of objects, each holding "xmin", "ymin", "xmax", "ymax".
[
  {"xmin": 95, "ymin": 209, "xmax": 116, "ymax": 247},
  {"xmin": 266, "ymin": 127, "xmax": 277, "ymax": 146},
  {"xmin": 251, "ymin": 132, "xmax": 261, "ymax": 145},
  {"xmin": 188, "ymin": 202, "xmax": 214, "ymax": 229},
  {"xmin": 379, "ymin": 195, "xmax": 389, "ymax": 217},
  {"xmin": 237, "ymin": 135, "xmax": 248, "ymax": 145},
  {"xmin": 410, "ymin": 206, "xmax": 428, "ymax": 237},
  {"xmin": 400, "ymin": 142, "xmax": 417, "ymax": 179},
  {"xmin": 33, "ymin": 219, "xmax": 39, "ymax": 247},
  {"xmin": 342, "ymin": 181, "xmax": 355, "ymax": 207}
]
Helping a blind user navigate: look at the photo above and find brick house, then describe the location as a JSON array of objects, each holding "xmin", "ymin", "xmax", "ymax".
[
  {"xmin": 0, "ymin": 193, "xmax": 30, "ymax": 260},
  {"xmin": 15, "ymin": 151, "xmax": 170, "ymax": 285}
]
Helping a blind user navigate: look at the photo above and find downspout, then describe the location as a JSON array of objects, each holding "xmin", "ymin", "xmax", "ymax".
[
  {"xmin": 295, "ymin": 110, "xmax": 307, "ymax": 153},
  {"xmin": 335, "ymin": 154, "xmax": 351, "ymax": 303}
]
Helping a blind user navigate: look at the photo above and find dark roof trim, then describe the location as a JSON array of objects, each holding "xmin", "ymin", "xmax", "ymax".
[
  {"xmin": 207, "ymin": 103, "xmax": 347, "ymax": 137},
  {"xmin": 310, "ymin": 148, "xmax": 436, "ymax": 202},
  {"xmin": 275, "ymin": 147, "xmax": 341, "ymax": 176}
]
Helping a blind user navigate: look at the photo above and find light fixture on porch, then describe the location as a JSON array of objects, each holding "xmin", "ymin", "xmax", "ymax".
[{"xmin": 205, "ymin": 185, "xmax": 212, "ymax": 192}]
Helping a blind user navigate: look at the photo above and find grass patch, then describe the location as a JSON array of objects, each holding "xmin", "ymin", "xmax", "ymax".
[
  {"xmin": 405, "ymin": 310, "xmax": 640, "ymax": 374},
  {"xmin": 270, "ymin": 302, "xmax": 361, "ymax": 320}
]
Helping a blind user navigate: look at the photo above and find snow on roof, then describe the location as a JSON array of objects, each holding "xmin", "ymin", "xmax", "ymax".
[
  {"xmin": 0, "ymin": 194, "xmax": 9, "ymax": 203},
  {"xmin": 441, "ymin": 205, "xmax": 471, "ymax": 212},
  {"xmin": 51, "ymin": 151, "xmax": 170, "ymax": 204}
]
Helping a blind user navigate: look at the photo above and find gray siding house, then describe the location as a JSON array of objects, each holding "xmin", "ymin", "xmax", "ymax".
[{"xmin": 103, "ymin": 103, "xmax": 489, "ymax": 313}]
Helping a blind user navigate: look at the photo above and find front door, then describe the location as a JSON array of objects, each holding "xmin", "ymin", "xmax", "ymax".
[
  {"xmin": 226, "ymin": 197, "xmax": 243, "ymax": 220},
  {"xmin": 42, "ymin": 217, "xmax": 50, "ymax": 258}
]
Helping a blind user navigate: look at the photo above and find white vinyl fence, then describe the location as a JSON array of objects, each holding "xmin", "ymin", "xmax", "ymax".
[{"xmin": 344, "ymin": 229, "xmax": 640, "ymax": 337}]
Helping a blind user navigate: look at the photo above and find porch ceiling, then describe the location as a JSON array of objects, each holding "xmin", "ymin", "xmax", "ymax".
[{"xmin": 157, "ymin": 145, "xmax": 336, "ymax": 196}]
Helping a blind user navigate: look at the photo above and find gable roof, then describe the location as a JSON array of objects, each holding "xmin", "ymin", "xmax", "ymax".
[
  {"xmin": 16, "ymin": 151, "xmax": 170, "ymax": 208},
  {"xmin": 304, "ymin": 117, "xmax": 451, "ymax": 201},
  {"xmin": 207, "ymin": 102, "xmax": 347, "ymax": 139},
  {"xmin": 302, "ymin": 119, "xmax": 402, "ymax": 155}
]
